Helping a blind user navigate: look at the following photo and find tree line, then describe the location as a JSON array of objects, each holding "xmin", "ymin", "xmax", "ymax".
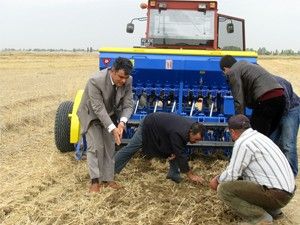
[
  {"xmin": 1, "ymin": 47, "xmax": 299, "ymax": 55},
  {"xmin": 247, "ymin": 47, "xmax": 300, "ymax": 56},
  {"xmin": 1, "ymin": 47, "xmax": 95, "ymax": 52}
]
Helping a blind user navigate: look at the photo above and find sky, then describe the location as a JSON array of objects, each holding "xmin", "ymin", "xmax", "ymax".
[{"xmin": 0, "ymin": 0, "xmax": 299, "ymax": 51}]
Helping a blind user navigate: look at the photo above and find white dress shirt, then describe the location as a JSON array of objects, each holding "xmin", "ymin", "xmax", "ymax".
[
  {"xmin": 107, "ymin": 75, "xmax": 128, "ymax": 133},
  {"xmin": 219, "ymin": 128, "xmax": 295, "ymax": 193}
]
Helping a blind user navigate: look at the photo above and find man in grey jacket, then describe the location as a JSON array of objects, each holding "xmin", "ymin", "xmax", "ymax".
[
  {"xmin": 220, "ymin": 55, "xmax": 285, "ymax": 136},
  {"xmin": 77, "ymin": 57, "xmax": 134, "ymax": 193}
]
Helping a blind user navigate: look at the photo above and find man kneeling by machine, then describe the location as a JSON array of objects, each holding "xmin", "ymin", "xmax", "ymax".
[{"xmin": 115, "ymin": 112, "xmax": 205, "ymax": 184}]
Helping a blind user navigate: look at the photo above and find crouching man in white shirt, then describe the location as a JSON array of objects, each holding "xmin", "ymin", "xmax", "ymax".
[{"xmin": 210, "ymin": 114, "xmax": 295, "ymax": 225}]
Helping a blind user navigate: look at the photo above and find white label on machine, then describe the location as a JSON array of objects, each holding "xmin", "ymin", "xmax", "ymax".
[{"xmin": 165, "ymin": 59, "xmax": 173, "ymax": 70}]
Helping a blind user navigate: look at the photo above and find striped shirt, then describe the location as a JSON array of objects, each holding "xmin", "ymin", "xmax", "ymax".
[{"xmin": 219, "ymin": 128, "xmax": 295, "ymax": 193}]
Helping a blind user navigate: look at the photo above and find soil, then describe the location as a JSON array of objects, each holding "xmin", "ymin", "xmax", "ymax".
[{"xmin": 0, "ymin": 52, "xmax": 299, "ymax": 225}]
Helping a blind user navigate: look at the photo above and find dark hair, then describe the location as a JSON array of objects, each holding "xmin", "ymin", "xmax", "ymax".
[
  {"xmin": 112, "ymin": 57, "xmax": 133, "ymax": 75},
  {"xmin": 190, "ymin": 123, "xmax": 205, "ymax": 137},
  {"xmin": 220, "ymin": 55, "xmax": 237, "ymax": 71},
  {"xmin": 228, "ymin": 114, "xmax": 251, "ymax": 130}
]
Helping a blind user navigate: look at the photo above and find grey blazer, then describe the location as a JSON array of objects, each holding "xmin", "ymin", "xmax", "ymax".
[
  {"xmin": 227, "ymin": 61, "xmax": 282, "ymax": 114},
  {"xmin": 77, "ymin": 68, "xmax": 133, "ymax": 134}
]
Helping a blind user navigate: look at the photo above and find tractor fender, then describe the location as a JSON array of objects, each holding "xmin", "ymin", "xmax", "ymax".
[{"xmin": 69, "ymin": 89, "xmax": 84, "ymax": 144}]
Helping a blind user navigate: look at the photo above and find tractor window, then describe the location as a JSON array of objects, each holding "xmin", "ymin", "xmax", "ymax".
[
  {"xmin": 149, "ymin": 9, "xmax": 215, "ymax": 46},
  {"xmin": 218, "ymin": 15, "xmax": 245, "ymax": 51}
]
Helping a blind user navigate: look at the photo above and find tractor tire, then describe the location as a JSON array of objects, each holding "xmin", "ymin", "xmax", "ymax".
[{"xmin": 54, "ymin": 101, "xmax": 75, "ymax": 152}]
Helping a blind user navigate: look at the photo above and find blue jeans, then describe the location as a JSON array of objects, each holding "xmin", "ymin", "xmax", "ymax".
[
  {"xmin": 270, "ymin": 105, "xmax": 300, "ymax": 176},
  {"xmin": 114, "ymin": 121, "xmax": 144, "ymax": 174}
]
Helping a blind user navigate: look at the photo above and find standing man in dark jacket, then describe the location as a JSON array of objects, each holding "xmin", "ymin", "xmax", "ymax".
[
  {"xmin": 270, "ymin": 75, "xmax": 300, "ymax": 176},
  {"xmin": 115, "ymin": 112, "xmax": 205, "ymax": 184},
  {"xmin": 77, "ymin": 57, "xmax": 134, "ymax": 193},
  {"xmin": 220, "ymin": 55, "xmax": 285, "ymax": 136}
]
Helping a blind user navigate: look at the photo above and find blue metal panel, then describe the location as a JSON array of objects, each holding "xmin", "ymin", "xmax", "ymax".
[
  {"xmin": 99, "ymin": 52, "xmax": 256, "ymax": 89},
  {"xmin": 99, "ymin": 51, "xmax": 256, "ymax": 151}
]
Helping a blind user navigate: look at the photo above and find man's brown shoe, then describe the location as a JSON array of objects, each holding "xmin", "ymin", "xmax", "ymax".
[
  {"xmin": 89, "ymin": 183, "xmax": 101, "ymax": 193},
  {"xmin": 104, "ymin": 181, "xmax": 123, "ymax": 190}
]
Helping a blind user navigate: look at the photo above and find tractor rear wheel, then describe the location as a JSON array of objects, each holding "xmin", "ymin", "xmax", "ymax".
[{"xmin": 54, "ymin": 101, "xmax": 75, "ymax": 152}]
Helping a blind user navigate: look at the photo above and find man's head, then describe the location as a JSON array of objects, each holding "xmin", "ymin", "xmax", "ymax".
[
  {"xmin": 228, "ymin": 114, "xmax": 251, "ymax": 141},
  {"xmin": 110, "ymin": 57, "xmax": 133, "ymax": 87},
  {"xmin": 220, "ymin": 55, "xmax": 237, "ymax": 75},
  {"xmin": 189, "ymin": 123, "xmax": 205, "ymax": 144}
]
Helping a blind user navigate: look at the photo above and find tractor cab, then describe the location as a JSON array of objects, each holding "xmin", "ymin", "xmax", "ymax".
[{"xmin": 127, "ymin": 0, "xmax": 246, "ymax": 50}]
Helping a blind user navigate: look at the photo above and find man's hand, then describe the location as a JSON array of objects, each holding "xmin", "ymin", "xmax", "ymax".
[
  {"xmin": 209, "ymin": 175, "xmax": 219, "ymax": 191},
  {"xmin": 113, "ymin": 128, "xmax": 121, "ymax": 145},
  {"xmin": 117, "ymin": 122, "xmax": 125, "ymax": 138},
  {"xmin": 167, "ymin": 154, "xmax": 176, "ymax": 161},
  {"xmin": 187, "ymin": 170, "xmax": 205, "ymax": 184}
]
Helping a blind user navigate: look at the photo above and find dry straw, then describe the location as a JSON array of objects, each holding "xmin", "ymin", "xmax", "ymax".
[{"xmin": 0, "ymin": 52, "xmax": 298, "ymax": 225}]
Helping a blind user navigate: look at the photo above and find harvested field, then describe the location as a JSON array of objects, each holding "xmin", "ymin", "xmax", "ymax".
[{"xmin": 0, "ymin": 52, "xmax": 299, "ymax": 225}]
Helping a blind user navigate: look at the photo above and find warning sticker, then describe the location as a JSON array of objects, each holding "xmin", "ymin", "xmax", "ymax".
[{"xmin": 165, "ymin": 59, "xmax": 173, "ymax": 70}]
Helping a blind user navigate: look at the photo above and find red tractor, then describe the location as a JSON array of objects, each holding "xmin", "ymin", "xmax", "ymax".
[{"xmin": 127, "ymin": 0, "xmax": 246, "ymax": 51}]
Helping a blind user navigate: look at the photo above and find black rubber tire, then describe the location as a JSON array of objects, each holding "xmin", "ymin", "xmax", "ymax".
[{"xmin": 54, "ymin": 101, "xmax": 75, "ymax": 152}]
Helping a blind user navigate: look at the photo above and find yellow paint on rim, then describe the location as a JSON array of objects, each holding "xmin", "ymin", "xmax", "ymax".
[
  {"xmin": 69, "ymin": 89, "xmax": 83, "ymax": 144},
  {"xmin": 99, "ymin": 47, "xmax": 257, "ymax": 57}
]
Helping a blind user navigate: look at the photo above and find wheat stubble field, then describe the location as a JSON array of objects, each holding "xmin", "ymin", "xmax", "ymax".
[{"xmin": 0, "ymin": 52, "xmax": 299, "ymax": 225}]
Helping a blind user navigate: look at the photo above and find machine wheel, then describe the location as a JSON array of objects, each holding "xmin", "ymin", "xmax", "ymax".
[{"xmin": 54, "ymin": 101, "xmax": 75, "ymax": 152}]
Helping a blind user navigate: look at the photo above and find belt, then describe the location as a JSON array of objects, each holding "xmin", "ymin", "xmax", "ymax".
[
  {"xmin": 264, "ymin": 185, "xmax": 295, "ymax": 196},
  {"xmin": 268, "ymin": 188, "xmax": 293, "ymax": 196}
]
